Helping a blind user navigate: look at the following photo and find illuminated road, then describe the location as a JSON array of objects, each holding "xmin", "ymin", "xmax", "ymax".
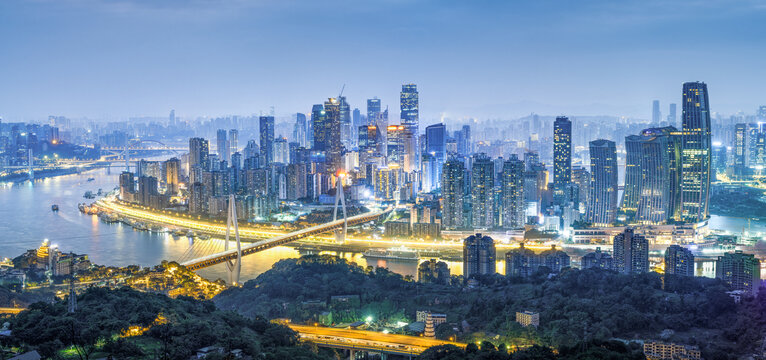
[
  {"xmin": 288, "ymin": 324, "xmax": 465, "ymax": 356},
  {"xmin": 96, "ymin": 199, "xmax": 287, "ymax": 239}
]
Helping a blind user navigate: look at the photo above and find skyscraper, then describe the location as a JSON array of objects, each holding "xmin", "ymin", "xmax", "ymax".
[
  {"xmin": 164, "ymin": 157, "xmax": 180, "ymax": 194},
  {"xmin": 716, "ymin": 250, "xmax": 760, "ymax": 294},
  {"xmin": 400, "ymin": 84, "xmax": 419, "ymax": 170},
  {"xmin": 367, "ymin": 98, "xmax": 381, "ymax": 126},
  {"xmin": 189, "ymin": 137, "xmax": 209, "ymax": 171},
  {"xmin": 623, "ymin": 127, "xmax": 682, "ymax": 224},
  {"xmin": 311, "ymin": 104, "xmax": 326, "ymax": 151},
  {"xmin": 501, "ymin": 155, "xmax": 525, "ymax": 229},
  {"xmin": 425, "ymin": 123, "xmax": 447, "ymax": 165},
  {"xmin": 734, "ymin": 123, "xmax": 748, "ymax": 172},
  {"xmin": 668, "ymin": 103, "xmax": 677, "ymax": 126},
  {"xmin": 586, "ymin": 139, "xmax": 618, "ymax": 226},
  {"xmin": 338, "ymin": 96, "xmax": 352, "ymax": 150},
  {"xmin": 441, "ymin": 158, "xmax": 466, "ymax": 229},
  {"xmin": 216, "ymin": 129, "xmax": 229, "ymax": 163},
  {"xmin": 553, "ymin": 116, "xmax": 572, "ymax": 206},
  {"xmin": 463, "ymin": 233, "xmax": 496, "ymax": 279},
  {"xmin": 613, "ymin": 228, "xmax": 649, "ymax": 274},
  {"xmin": 293, "ymin": 113, "xmax": 308, "ymax": 148},
  {"xmin": 680, "ymin": 81, "xmax": 712, "ymax": 223},
  {"xmin": 665, "ymin": 245, "xmax": 694, "ymax": 277},
  {"xmin": 259, "ymin": 116, "xmax": 275, "ymax": 166},
  {"xmin": 386, "ymin": 125, "xmax": 405, "ymax": 165},
  {"xmin": 228, "ymin": 129, "xmax": 238, "ymax": 156},
  {"xmin": 471, "ymin": 153, "xmax": 495, "ymax": 228},
  {"xmin": 652, "ymin": 100, "xmax": 661, "ymax": 125},
  {"xmin": 323, "ymin": 98, "xmax": 344, "ymax": 172}
]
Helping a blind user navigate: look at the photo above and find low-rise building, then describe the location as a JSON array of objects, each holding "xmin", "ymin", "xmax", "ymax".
[
  {"xmin": 643, "ymin": 341, "xmax": 701, "ymax": 360},
  {"xmin": 516, "ymin": 311, "xmax": 539, "ymax": 327}
]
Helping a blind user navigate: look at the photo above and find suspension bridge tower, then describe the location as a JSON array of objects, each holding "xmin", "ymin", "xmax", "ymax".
[
  {"xmin": 333, "ymin": 172, "xmax": 348, "ymax": 244},
  {"xmin": 225, "ymin": 194, "xmax": 242, "ymax": 286}
]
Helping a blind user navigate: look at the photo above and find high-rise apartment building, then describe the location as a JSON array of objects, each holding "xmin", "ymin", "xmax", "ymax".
[
  {"xmin": 680, "ymin": 82, "xmax": 712, "ymax": 222},
  {"xmin": 441, "ymin": 159, "xmax": 466, "ymax": 229},
  {"xmin": 586, "ymin": 139, "xmax": 618, "ymax": 226},
  {"xmin": 665, "ymin": 245, "xmax": 694, "ymax": 277},
  {"xmin": 463, "ymin": 233, "xmax": 496, "ymax": 279},
  {"xmin": 501, "ymin": 155, "xmax": 525, "ymax": 229},
  {"xmin": 613, "ymin": 228, "xmax": 649, "ymax": 274},
  {"xmin": 716, "ymin": 250, "xmax": 761, "ymax": 294},
  {"xmin": 228, "ymin": 129, "xmax": 238, "ymax": 156},
  {"xmin": 652, "ymin": 100, "xmax": 661, "ymax": 125},
  {"xmin": 471, "ymin": 153, "xmax": 495, "ymax": 228}
]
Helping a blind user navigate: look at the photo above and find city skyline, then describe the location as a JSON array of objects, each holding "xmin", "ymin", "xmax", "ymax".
[{"xmin": 2, "ymin": 0, "xmax": 766, "ymax": 121}]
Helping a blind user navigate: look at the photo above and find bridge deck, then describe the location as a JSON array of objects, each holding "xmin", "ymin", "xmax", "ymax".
[{"xmin": 180, "ymin": 209, "xmax": 389, "ymax": 270}]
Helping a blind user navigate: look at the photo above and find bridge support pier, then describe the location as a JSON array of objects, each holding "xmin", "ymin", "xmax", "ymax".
[
  {"xmin": 333, "ymin": 174, "xmax": 348, "ymax": 244},
  {"xmin": 224, "ymin": 195, "xmax": 242, "ymax": 286}
]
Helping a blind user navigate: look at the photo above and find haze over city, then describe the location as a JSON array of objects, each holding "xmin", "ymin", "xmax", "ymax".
[{"xmin": 2, "ymin": 0, "xmax": 766, "ymax": 121}]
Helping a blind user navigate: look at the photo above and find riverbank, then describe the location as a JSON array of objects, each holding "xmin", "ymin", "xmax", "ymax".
[{"xmin": 0, "ymin": 163, "xmax": 109, "ymax": 184}]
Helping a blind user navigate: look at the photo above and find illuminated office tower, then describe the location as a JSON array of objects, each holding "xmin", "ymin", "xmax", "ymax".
[
  {"xmin": 571, "ymin": 166, "xmax": 590, "ymax": 211},
  {"xmin": 652, "ymin": 100, "xmax": 661, "ymax": 125},
  {"xmin": 216, "ymin": 129, "xmax": 229, "ymax": 163},
  {"xmin": 759, "ymin": 106, "xmax": 766, "ymax": 121},
  {"xmin": 463, "ymin": 233, "xmax": 496, "ymax": 279},
  {"xmin": 471, "ymin": 153, "xmax": 495, "ymax": 228},
  {"xmin": 421, "ymin": 153, "xmax": 437, "ymax": 193},
  {"xmin": 387, "ymin": 125, "xmax": 405, "ymax": 165},
  {"xmin": 613, "ymin": 228, "xmax": 649, "ymax": 274},
  {"xmin": 680, "ymin": 82, "xmax": 712, "ymax": 223},
  {"xmin": 367, "ymin": 98, "xmax": 381, "ymax": 126},
  {"xmin": 400, "ymin": 84, "xmax": 420, "ymax": 169},
  {"xmin": 338, "ymin": 96, "xmax": 352, "ymax": 151},
  {"xmin": 665, "ymin": 245, "xmax": 694, "ymax": 277},
  {"xmin": 586, "ymin": 139, "xmax": 618, "ymax": 226},
  {"xmin": 425, "ymin": 123, "xmax": 447, "ymax": 165},
  {"xmin": 293, "ymin": 113, "xmax": 308, "ymax": 148},
  {"xmin": 716, "ymin": 251, "xmax": 760, "ymax": 294},
  {"xmin": 501, "ymin": 155, "xmax": 525, "ymax": 229},
  {"xmin": 553, "ymin": 116, "xmax": 572, "ymax": 206},
  {"xmin": 441, "ymin": 158, "xmax": 466, "ymax": 229},
  {"xmin": 311, "ymin": 104, "xmax": 326, "ymax": 150},
  {"xmin": 259, "ymin": 116, "xmax": 275, "ymax": 166},
  {"xmin": 323, "ymin": 98, "xmax": 344, "ymax": 172},
  {"xmin": 358, "ymin": 125, "xmax": 378, "ymax": 152}
]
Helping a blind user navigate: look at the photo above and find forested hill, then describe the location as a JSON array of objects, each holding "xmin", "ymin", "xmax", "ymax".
[
  {"xmin": 9, "ymin": 287, "xmax": 333, "ymax": 360},
  {"xmin": 214, "ymin": 255, "xmax": 766, "ymax": 359}
]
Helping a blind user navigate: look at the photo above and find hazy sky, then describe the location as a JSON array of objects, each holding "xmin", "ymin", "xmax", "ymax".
[{"xmin": 1, "ymin": 0, "xmax": 765, "ymax": 122}]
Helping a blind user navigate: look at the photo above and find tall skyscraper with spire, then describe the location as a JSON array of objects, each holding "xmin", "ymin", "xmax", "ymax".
[
  {"xmin": 400, "ymin": 84, "xmax": 419, "ymax": 171},
  {"xmin": 553, "ymin": 116, "xmax": 572, "ymax": 206},
  {"xmin": 680, "ymin": 82, "xmax": 712, "ymax": 222}
]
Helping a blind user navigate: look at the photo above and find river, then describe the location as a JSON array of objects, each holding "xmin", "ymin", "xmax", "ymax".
[{"xmin": 0, "ymin": 168, "xmax": 763, "ymax": 283}]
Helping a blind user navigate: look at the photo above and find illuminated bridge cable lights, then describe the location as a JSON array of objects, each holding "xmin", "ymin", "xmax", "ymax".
[{"xmin": 179, "ymin": 208, "xmax": 390, "ymax": 271}]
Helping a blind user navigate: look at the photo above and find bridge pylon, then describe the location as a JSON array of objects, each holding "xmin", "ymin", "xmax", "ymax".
[
  {"xmin": 27, "ymin": 149, "xmax": 34, "ymax": 180},
  {"xmin": 333, "ymin": 173, "xmax": 348, "ymax": 244},
  {"xmin": 224, "ymin": 194, "xmax": 242, "ymax": 286}
]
